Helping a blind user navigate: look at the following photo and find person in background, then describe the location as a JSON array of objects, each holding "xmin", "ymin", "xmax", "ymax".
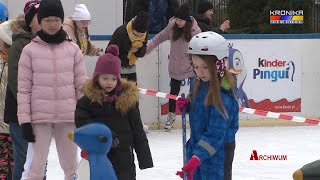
[
  {"xmin": 17, "ymin": 0, "xmax": 87, "ymax": 179},
  {"xmin": 0, "ymin": 18, "xmax": 14, "ymax": 180},
  {"xmin": 107, "ymin": 11, "xmax": 149, "ymax": 82},
  {"xmin": 176, "ymin": 32, "xmax": 239, "ymax": 180},
  {"xmin": 195, "ymin": 1, "xmax": 230, "ymax": 33},
  {"xmin": 146, "ymin": 4, "xmax": 201, "ymax": 130},
  {"xmin": 63, "ymin": 4, "xmax": 103, "ymax": 56},
  {"xmin": 129, "ymin": 0, "xmax": 179, "ymax": 34},
  {"xmin": 4, "ymin": 1, "xmax": 42, "ymax": 180}
]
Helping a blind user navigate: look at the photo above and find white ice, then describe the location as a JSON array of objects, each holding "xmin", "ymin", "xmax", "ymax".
[{"xmin": 47, "ymin": 126, "xmax": 320, "ymax": 180}]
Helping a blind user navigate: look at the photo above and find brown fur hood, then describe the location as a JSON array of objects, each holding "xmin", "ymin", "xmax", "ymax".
[
  {"xmin": 10, "ymin": 15, "xmax": 29, "ymax": 36},
  {"xmin": 83, "ymin": 78, "xmax": 139, "ymax": 114}
]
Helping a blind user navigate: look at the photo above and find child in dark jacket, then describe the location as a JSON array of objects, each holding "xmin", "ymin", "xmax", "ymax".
[
  {"xmin": 75, "ymin": 45, "xmax": 153, "ymax": 180},
  {"xmin": 107, "ymin": 11, "xmax": 149, "ymax": 82},
  {"xmin": 195, "ymin": 1, "xmax": 230, "ymax": 33},
  {"xmin": 176, "ymin": 32, "xmax": 239, "ymax": 180}
]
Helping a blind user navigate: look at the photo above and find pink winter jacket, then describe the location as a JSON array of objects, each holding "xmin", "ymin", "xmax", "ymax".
[
  {"xmin": 17, "ymin": 36, "xmax": 87, "ymax": 125},
  {"xmin": 147, "ymin": 17, "xmax": 201, "ymax": 80}
]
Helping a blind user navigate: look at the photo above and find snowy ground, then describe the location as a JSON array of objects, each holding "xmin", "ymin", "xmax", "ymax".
[{"xmin": 47, "ymin": 126, "xmax": 320, "ymax": 180}]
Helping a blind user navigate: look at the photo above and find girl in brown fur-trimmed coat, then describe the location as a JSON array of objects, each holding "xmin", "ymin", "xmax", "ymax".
[{"xmin": 75, "ymin": 45, "xmax": 153, "ymax": 180}]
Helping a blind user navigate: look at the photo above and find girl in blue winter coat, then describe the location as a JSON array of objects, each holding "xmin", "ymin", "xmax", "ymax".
[{"xmin": 176, "ymin": 31, "xmax": 239, "ymax": 180}]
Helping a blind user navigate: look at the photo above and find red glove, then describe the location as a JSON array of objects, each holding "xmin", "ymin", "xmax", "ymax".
[
  {"xmin": 176, "ymin": 156, "xmax": 201, "ymax": 180},
  {"xmin": 176, "ymin": 97, "xmax": 189, "ymax": 112},
  {"xmin": 81, "ymin": 150, "xmax": 88, "ymax": 160},
  {"xmin": 176, "ymin": 171, "xmax": 184, "ymax": 178}
]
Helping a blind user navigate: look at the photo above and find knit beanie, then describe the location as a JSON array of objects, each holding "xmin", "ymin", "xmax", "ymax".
[
  {"xmin": 24, "ymin": 0, "xmax": 40, "ymax": 31},
  {"xmin": 0, "ymin": 1, "xmax": 8, "ymax": 21},
  {"xmin": 175, "ymin": 4, "xmax": 191, "ymax": 22},
  {"xmin": 37, "ymin": 0, "xmax": 64, "ymax": 23},
  {"xmin": 197, "ymin": 1, "xmax": 214, "ymax": 14},
  {"xmin": 132, "ymin": 11, "xmax": 149, "ymax": 33},
  {"xmin": 72, "ymin": 4, "xmax": 91, "ymax": 21},
  {"xmin": 93, "ymin": 45, "xmax": 121, "ymax": 78},
  {"xmin": 0, "ymin": 20, "xmax": 13, "ymax": 45}
]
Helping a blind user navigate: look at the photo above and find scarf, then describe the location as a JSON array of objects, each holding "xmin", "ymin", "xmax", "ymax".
[
  {"xmin": 37, "ymin": 27, "xmax": 68, "ymax": 44},
  {"xmin": 126, "ymin": 21, "xmax": 147, "ymax": 65},
  {"xmin": 104, "ymin": 86, "xmax": 122, "ymax": 103}
]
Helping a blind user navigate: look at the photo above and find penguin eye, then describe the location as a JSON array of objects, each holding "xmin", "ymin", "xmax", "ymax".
[
  {"xmin": 235, "ymin": 58, "xmax": 241, "ymax": 66},
  {"xmin": 98, "ymin": 136, "xmax": 108, "ymax": 143}
]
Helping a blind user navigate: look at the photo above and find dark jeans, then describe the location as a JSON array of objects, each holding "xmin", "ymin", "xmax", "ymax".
[
  {"xmin": 121, "ymin": 73, "xmax": 137, "ymax": 82},
  {"xmin": 9, "ymin": 122, "xmax": 28, "ymax": 180},
  {"xmin": 169, "ymin": 78, "xmax": 181, "ymax": 113},
  {"xmin": 224, "ymin": 141, "xmax": 236, "ymax": 180}
]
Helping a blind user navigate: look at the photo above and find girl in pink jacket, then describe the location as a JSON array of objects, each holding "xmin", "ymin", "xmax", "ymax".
[
  {"xmin": 147, "ymin": 4, "xmax": 201, "ymax": 130},
  {"xmin": 17, "ymin": 0, "xmax": 87, "ymax": 179}
]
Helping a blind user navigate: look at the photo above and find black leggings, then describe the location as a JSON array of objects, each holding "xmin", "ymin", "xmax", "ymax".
[
  {"xmin": 224, "ymin": 141, "xmax": 236, "ymax": 180},
  {"xmin": 169, "ymin": 78, "xmax": 181, "ymax": 113},
  {"xmin": 121, "ymin": 73, "xmax": 137, "ymax": 82}
]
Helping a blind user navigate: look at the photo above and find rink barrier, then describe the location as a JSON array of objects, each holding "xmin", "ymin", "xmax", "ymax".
[
  {"xmin": 90, "ymin": 33, "xmax": 320, "ymax": 41},
  {"xmin": 138, "ymin": 88, "xmax": 320, "ymax": 126}
]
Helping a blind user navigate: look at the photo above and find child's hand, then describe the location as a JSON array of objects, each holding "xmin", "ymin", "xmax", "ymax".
[
  {"xmin": 220, "ymin": 20, "xmax": 230, "ymax": 32},
  {"xmin": 21, "ymin": 123, "xmax": 35, "ymax": 142},
  {"xmin": 176, "ymin": 156, "xmax": 201, "ymax": 180},
  {"xmin": 130, "ymin": 47, "xmax": 138, "ymax": 53}
]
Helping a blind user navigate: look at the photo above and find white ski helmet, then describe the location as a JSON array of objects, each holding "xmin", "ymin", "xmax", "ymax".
[{"xmin": 188, "ymin": 31, "xmax": 228, "ymax": 60}]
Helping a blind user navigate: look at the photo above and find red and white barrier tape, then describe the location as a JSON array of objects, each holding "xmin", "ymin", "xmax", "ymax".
[
  {"xmin": 138, "ymin": 88, "xmax": 320, "ymax": 126},
  {"xmin": 239, "ymin": 107, "xmax": 320, "ymax": 125},
  {"xmin": 139, "ymin": 88, "xmax": 181, "ymax": 100}
]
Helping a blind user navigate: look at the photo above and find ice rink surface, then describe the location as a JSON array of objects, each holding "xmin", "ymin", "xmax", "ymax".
[{"xmin": 47, "ymin": 126, "xmax": 320, "ymax": 180}]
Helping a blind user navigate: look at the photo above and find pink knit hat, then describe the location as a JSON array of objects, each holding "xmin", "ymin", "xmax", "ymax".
[{"xmin": 93, "ymin": 45, "xmax": 121, "ymax": 78}]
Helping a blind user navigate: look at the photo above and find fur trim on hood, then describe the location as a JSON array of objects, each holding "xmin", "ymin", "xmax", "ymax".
[
  {"xmin": 83, "ymin": 78, "xmax": 139, "ymax": 114},
  {"xmin": 63, "ymin": 17, "xmax": 75, "ymax": 30},
  {"xmin": 10, "ymin": 14, "xmax": 29, "ymax": 36}
]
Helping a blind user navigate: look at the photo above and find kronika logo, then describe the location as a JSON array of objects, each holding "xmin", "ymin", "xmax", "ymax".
[
  {"xmin": 269, "ymin": 10, "xmax": 303, "ymax": 24},
  {"xmin": 250, "ymin": 150, "xmax": 288, "ymax": 161},
  {"xmin": 253, "ymin": 58, "xmax": 295, "ymax": 82}
]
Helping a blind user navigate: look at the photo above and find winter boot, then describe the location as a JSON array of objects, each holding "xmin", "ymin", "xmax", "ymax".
[{"xmin": 164, "ymin": 112, "xmax": 176, "ymax": 130}]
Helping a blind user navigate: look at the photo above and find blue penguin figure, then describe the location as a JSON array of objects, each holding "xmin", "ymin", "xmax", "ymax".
[
  {"xmin": 69, "ymin": 123, "xmax": 117, "ymax": 180},
  {"xmin": 228, "ymin": 43, "xmax": 250, "ymax": 107}
]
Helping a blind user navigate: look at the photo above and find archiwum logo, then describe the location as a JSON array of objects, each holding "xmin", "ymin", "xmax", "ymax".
[{"xmin": 250, "ymin": 150, "xmax": 287, "ymax": 161}]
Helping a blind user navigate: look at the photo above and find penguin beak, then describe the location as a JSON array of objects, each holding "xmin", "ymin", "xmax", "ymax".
[
  {"xmin": 68, "ymin": 131, "xmax": 74, "ymax": 141},
  {"xmin": 229, "ymin": 68, "xmax": 242, "ymax": 75}
]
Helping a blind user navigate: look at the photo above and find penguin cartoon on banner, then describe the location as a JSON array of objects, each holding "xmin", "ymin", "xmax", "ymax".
[{"xmin": 228, "ymin": 43, "xmax": 250, "ymax": 107}]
